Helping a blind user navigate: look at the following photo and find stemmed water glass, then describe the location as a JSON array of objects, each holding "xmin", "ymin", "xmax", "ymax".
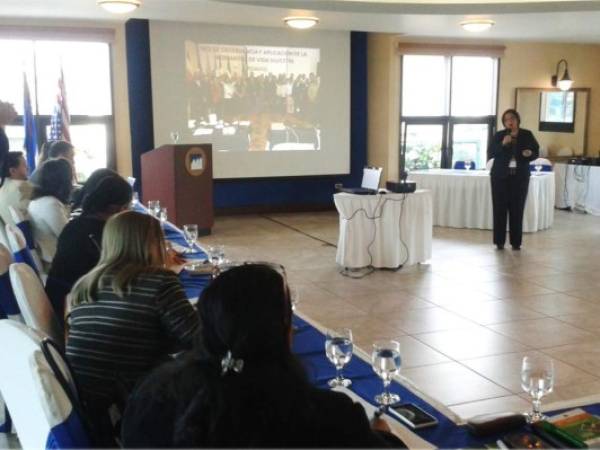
[
  {"xmin": 147, "ymin": 200, "xmax": 161, "ymax": 217},
  {"xmin": 325, "ymin": 328, "xmax": 354, "ymax": 388},
  {"xmin": 372, "ymin": 340, "xmax": 401, "ymax": 406},
  {"xmin": 535, "ymin": 163, "xmax": 543, "ymax": 174},
  {"xmin": 208, "ymin": 245, "xmax": 225, "ymax": 266},
  {"xmin": 464, "ymin": 159, "xmax": 472, "ymax": 171},
  {"xmin": 159, "ymin": 207, "xmax": 168, "ymax": 223},
  {"xmin": 521, "ymin": 355, "xmax": 555, "ymax": 423},
  {"xmin": 183, "ymin": 224, "xmax": 198, "ymax": 254},
  {"xmin": 290, "ymin": 287, "xmax": 300, "ymax": 313},
  {"xmin": 170, "ymin": 131, "xmax": 180, "ymax": 144}
]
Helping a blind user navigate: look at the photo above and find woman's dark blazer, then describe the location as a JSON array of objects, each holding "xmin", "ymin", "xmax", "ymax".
[{"xmin": 490, "ymin": 128, "xmax": 539, "ymax": 180}]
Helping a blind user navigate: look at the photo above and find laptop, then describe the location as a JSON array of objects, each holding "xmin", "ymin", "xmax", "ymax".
[{"xmin": 339, "ymin": 167, "xmax": 382, "ymax": 195}]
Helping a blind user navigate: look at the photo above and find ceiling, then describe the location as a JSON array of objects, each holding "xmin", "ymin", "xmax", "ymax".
[{"xmin": 2, "ymin": 0, "xmax": 600, "ymax": 43}]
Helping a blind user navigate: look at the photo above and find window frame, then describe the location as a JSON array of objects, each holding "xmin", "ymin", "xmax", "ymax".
[
  {"xmin": 3, "ymin": 38, "xmax": 116, "ymax": 178},
  {"xmin": 399, "ymin": 54, "xmax": 500, "ymax": 172}
]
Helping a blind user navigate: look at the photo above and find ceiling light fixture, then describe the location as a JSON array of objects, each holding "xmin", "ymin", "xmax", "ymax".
[
  {"xmin": 283, "ymin": 16, "xmax": 319, "ymax": 30},
  {"xmin": 460, "ymin": 19, "xmax": 495, "ymax": 33},
  {"xmin": 97, "ymin": 0, "xmax": 141, "ymax": 14},
  {"xmin": 551, "ymin": 59, "xmax": 573, "ymax": 91}
]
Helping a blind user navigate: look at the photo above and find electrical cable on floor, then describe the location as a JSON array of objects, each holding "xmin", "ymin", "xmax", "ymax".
[{"xmin": 261, "ymin": 215, "xmax": 338, "ymax": 247}]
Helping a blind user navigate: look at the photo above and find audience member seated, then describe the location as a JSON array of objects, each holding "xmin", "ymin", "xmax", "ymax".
[
  {"xmin": 30, "ymin": 140, "xmax": 75, "ymax": 185},
  {"xmin": 70, "ymin": 168, "xmax": 118, "ymax": 212},
  {"xmin": 121, "ymin": 264, "xmax": 406, "ymax": 448},
  {"xmin": 45, "ymin": 170, "xmax": 132, "ymax": 324},
  {"xmin": 27, "ymin": 158, "xmax": 72, "ymax": 267},
  {"xmin": 66, "ymin": 210, "xmax": 200, "ymax": 444},
  {"xmin": 0, "ymin": 151, "xmax": 33, "ymax": 227}
]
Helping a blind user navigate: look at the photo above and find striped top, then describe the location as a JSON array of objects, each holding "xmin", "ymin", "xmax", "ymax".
[{"xmin": 65, "ymin": 269, "xmax": 200, "ymax": 407}]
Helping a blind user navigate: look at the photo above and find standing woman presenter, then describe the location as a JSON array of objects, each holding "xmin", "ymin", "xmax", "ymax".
[{"xmin": 490, "ymin": 109, "xmax": 539, "ymax": 250}]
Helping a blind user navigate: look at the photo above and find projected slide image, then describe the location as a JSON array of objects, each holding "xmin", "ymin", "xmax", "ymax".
[{"xmin": 185, "ymin": 41, "xmax": 321, "ymax": 152}]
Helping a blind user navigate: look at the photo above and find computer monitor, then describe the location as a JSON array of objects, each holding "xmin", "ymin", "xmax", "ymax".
[{"xmin": 361, "ymin": 167, "xmax": 382, "ymax": 191}]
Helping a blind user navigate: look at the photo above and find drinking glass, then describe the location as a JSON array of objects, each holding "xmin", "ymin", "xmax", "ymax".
[
  {"xmin": 130, "ymin": 191, "xmax": 139, "ymax": 207},
  {"xmin": 464, "ymin": 159, "xmax": 472, "ymax": 171},
  {"xmin": 183, "ymin": 224, "xmax": 198, "ymax": 254},
  {"xmin": 208, "ymin": 245, "xmax": 225, "ymax": 265},
  {"xmin": 159, "ymin": 207, "xmax": 168, "ymax": 223},
  {"xmin": 147, "ymin": 200, "xmax": 160, "ymax": 217},
  {"xmin": 170, "ymin": 131, "xmax": 180, "ymax": 144},
  {"xmin": 372, "ymin": 340, "xmax": 401, "ymax": 406},
  {"xmin": 325, "ymin": 328, "xmax": 354, "ymax": 388},
  {"xmin": 290, "ymin": 287, "xmax": 300, "ymax": 312},
  {"xmin": 521, "ymin": 355, "xmax": 555, "ymax": 423},
  {"xmin": 216, "ymin": 244, "xmax": 225, "ymax": 265},
  {"xmin": 535, "ymin": 164, "xmax": 543, "ymax": 174}
]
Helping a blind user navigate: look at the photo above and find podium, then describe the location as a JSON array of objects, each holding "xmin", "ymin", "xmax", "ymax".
[{"xmin": 141, "ymin": 144, "xmax": 213, "ymax": 234}]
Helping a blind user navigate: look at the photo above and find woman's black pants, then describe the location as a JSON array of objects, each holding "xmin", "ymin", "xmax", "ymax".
[{"xmin": 491, "ymin": 175, "xmax": 530, "ymax": 248}]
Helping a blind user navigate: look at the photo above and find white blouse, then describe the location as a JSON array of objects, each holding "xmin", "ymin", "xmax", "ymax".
[
  {"xmin": 27, "ymin": 196, "xmax": 70, "ymax": 263},
  {"xmin": 0, "ymin": 179, "xmax": 33, "ymax": 227}
]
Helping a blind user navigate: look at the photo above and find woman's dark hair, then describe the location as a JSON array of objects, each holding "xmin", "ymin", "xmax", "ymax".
[
  {"xmin": 0, "ymin": 151, "xmax": 24, "ymax": 188},
  {"xmin": 173, "ymin": 264, "xmax": 307, "ymax": 446},
  {"xmin": 197, "ymin": 264, "xmax": 292, "ymax": 360},
  {"xmin": 81, "ymin": 173, "xmax": 132, "ymax": 216},
  {"xmin": 48, "ymin": 140, "xmax": 74, "ymax": 159},
  {"xmin": 502, "ymin": 109, "xmax": 521, "ymax": 127},
  {"xmin": 32, "ymin": 158, "xmax": 73, "ymax": 204},
  {"xmin": 71, "ymin": 168, "xmax": 121, "ymax": 210}
]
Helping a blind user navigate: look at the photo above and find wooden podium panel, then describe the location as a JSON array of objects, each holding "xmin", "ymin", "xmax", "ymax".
[{"xmin": 141, "ymin": 144, "xmax": 213, "ymax": 234}]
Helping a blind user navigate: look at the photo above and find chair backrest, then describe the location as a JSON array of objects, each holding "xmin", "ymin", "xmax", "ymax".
[
  {"xmin": 0, "ymin": 244, "xmax": 22, "ymax": 322},
  {"xmin": 8, "ymin": 206, "xmax": 36, "ymax": 251},
  {"xmin": 530, "ymin": 157, "xmax": 553, "ymax": 172},
  {"xmin": 486, "ymin": 158, "xmax": 494, "ymax": 171},
  {"xmin": 0, "ymin": 217, "xmax": 9, "ymax": 250},
  {"xmin": 5, "ymin": 223, "xmax": 41, "ymax": 276},
  {"xmin": 453, "ymin": 160, "xmax": 476, "ymax": 170},
  {"xmin": 9, "ymin": 263, "xmax": 63, "ymax": 347},
  {"xmin": 0, "ymin": 320, "xmax": 91, "ymax": 450}
]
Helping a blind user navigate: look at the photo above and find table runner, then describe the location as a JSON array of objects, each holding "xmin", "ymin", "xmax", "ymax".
[{"xmin": 159, "ymin": 205, "xmax": 600, "ymax": 448}]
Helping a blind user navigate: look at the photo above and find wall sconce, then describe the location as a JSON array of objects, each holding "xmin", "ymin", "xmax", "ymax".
[{"xmin": 551, "ymin": 59, "xmax": 573, "ymax": 91}]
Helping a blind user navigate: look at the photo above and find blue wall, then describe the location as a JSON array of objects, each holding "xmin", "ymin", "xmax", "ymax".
[{"xmin": 125, "ymin": 21, "xmax": 367, "ymax": 210}]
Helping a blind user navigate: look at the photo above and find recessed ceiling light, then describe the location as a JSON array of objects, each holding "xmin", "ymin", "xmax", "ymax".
[
  {"xmin": 97, "ymin": 0, "xmax": 141, "ymax": 14},
  {"xmin": 283, "ymin": 16, "xmax": 319, "ymax": 30},
  {"xmin": 460, "ymin": 19, "xmax": 495, "ymax": 33}
]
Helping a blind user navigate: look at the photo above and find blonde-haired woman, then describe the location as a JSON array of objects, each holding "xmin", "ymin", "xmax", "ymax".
[{"xmin": 66, "ymin": 210, "xmax": 200, "ymax": 445}]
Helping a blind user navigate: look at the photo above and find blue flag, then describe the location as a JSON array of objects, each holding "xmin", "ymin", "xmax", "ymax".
[{"xmin": 23, "ymin": 73, "xmax": 38, "ymax": 172}]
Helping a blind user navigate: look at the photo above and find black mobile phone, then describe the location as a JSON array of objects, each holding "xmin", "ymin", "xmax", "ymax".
[{"xmin": 388, "ymin": 403, "xmax": 438, "ymax": 429}]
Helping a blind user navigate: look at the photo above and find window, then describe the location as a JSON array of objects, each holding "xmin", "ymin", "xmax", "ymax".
[
  {"xmin": 400, "ymin": 55, "xmax": 498, "ymax": 171},
  {"xmin": 0, "ymin": 38, "xmax": 114, "ymax": 181},
  {"xmin": 539, "ymin": 91, "xmax": 575, "ymax": 132}
]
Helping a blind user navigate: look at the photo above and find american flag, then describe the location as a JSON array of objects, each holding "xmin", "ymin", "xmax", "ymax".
[{"xmin": 49, "ymin": 68, "xmax": 71, "ymax": 142}]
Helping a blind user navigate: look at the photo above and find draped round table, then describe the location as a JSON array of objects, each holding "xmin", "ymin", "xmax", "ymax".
[
  {"xmin": 408, "ymin": 169, "xmax": 555, "ymax": 232},
  {"xmin": 334, "ymin": 190, "xmax": 433, "ymax": 269},
  {"xmin": 554, "ymin": 163, "xmax": 600, "ymax": 215}
]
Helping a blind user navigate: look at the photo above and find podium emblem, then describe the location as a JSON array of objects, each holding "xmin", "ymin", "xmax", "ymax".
[{"xmin": 185, "ymin": 147, "xmax": 206, "ymax": 176}]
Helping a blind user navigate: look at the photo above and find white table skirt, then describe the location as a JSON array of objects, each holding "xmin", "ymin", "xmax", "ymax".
[
  {"xmin": 408, "ymin": 169, "xmax": 555, "ymax": 232},
  {"xmin": 554, "ymin": 163, "xmax": 600, "ymax": 216},
  {"xmin": 334, "ymin": 190, "xmax": 432, "ymax": 269}
]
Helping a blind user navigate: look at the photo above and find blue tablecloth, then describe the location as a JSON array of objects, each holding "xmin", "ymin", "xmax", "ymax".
[{"xmin": 160, "ymin": 206, "xmax": 600, "ymax": 448}]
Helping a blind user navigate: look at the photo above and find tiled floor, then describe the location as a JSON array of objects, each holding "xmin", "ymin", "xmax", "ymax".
[{"xmin": 198, "ymin": 208, "xmax": 600, "ymax": 420}]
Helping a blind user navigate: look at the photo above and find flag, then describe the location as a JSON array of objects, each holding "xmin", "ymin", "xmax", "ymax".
[
  {"xmin": 23, "ymin": 73, "xmax": 38, "ymax": 172},
  {"xmin": 49, "ymin": 68, "xmax": 71, "ymax": 142}
]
